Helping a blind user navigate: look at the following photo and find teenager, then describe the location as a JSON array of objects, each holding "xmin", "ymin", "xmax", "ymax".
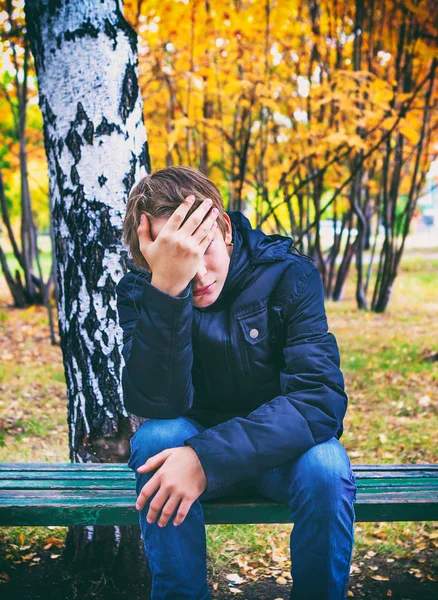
[{"xmin": 116, "ymin": 165, "xmax": 357, "ymax": 600}]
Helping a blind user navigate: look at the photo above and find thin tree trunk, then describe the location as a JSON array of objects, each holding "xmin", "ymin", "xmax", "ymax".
[
  {"xmin": 0, "ymin": 169, "xmax": 27, "ymax": 306},
  {"xmin": 5, "ymin": 0, "xmax": 41, "ymax": 304}
]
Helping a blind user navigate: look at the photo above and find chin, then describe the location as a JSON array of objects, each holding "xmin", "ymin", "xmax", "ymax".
[{"xmin": 193, "ymin": 294, "xmax": 215, "ymax": 307}]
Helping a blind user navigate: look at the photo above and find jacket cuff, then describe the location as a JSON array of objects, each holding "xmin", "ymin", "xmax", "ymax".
[
  {"xmin": 141, "ymin": 276, "xmax": 192, "ymax": 327},
  {"xmin": 184, "ymin": 434, "xmax": 226, "ymax": 493}
]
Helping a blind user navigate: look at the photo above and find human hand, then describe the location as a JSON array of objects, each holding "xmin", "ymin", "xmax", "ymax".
[
  {"xmin": 137, "ymin": 196, "xmax": 219, "ymax": 296},
  {"xmin": 135, "ymin": 446, "xmax": 208, "ymax": 527}
]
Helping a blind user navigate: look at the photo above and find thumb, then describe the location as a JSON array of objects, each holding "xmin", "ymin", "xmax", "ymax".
[
  {"xmin": 139, "ymin": 212, "xmax": 152, "ymax": 240},
  {"xmin": 138, "ymin": 213, "xmax": 153, "ymax": 252}
]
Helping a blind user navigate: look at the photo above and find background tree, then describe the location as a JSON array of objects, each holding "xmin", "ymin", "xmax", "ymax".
[
  {"xmin": 125, "ymin": 0, "xmax": 438, "ymax": 311},
  {"xmin": 3, "ymin": 1, "xmax": 437, "ymax": 314},
  {"xmin": 0, "ymin": 0, "xmax": 56, "ymax": 330},
  {"xmin": 25, "ymin": 0, "xmax": 150, "ymax": 581}
]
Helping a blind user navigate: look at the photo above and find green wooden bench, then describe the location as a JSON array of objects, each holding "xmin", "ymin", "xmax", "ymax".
[{"xmin": 0, "ymin": 463, "xmax": 437, "ymax": 526}]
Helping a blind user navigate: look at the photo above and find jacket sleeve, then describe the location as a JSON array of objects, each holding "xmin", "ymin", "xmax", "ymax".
[
  {"xmin": 116, "ymin": 272, "xmax": 195, "ymax": 418},
  {"xmin": 184, "ymin": 265, "xmax": 348, "ymax": 493}
]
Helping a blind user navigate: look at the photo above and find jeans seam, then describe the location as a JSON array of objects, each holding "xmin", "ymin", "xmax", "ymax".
[
  {"xmin": 341, "ymin": 474, "xmax": 356, "ymax": 599},
  {"xmin": 138, "ymin": 513, "xmax": 156, "ymax": 598},
  {"xmin": 350, "ymin": 470, "xmax": 357, "ymax": 503}
]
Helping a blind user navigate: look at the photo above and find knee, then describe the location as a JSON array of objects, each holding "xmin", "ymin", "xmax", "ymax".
[
  {"xmin": 128, "ymin": 417, "xmax": 201, "ymax": 472},
  {"xmin": 290, "ymin": 439, "xmax": 356, "ymax": 513}
]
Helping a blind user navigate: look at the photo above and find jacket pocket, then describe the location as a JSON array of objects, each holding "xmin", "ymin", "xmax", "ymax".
[
  {"xmin": 236, "ymin": 303, "xmax": 282, "ymax": 384},
  {"xmin": 238, "ymin": 305, "xmax": 270, "ymax": 345}
]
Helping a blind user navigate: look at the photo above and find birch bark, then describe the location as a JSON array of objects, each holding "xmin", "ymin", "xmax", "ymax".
[{"xmin": 25, "ymin": 0, "xmax": 150, "ymax": 579}]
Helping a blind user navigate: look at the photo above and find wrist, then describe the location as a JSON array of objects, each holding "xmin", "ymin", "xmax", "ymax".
[{"xmin": 151, "ymin": 275, "xmax": 186, "ymax": 297}]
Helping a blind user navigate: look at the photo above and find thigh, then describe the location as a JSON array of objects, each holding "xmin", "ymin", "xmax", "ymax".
[{"xmin": 255, "ymin": 438, "xmax": 355, "ymax": 505}]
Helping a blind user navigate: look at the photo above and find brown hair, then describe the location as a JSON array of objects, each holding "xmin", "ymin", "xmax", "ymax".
[{"xmin": 122, "ymin": 165, "xmax": 228, "ymax": 270}]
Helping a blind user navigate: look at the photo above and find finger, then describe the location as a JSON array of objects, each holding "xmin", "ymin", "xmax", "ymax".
[
  {"xmin": 137, "ymin": 449, "xmax": 171, "ymax": 473},
  {"xmin": 198, "ymin": 221, "xmax": 218, "ymax": 253},
  {"xmin": 159, "ymin": 195, "xmax": 196, "ymax": 235},
  {"xmin": 146, "ymin": 487, "xmax": 169, "ymax": 524},
  {"xmin": 192, "ymin": 206, "xmax": 219, "ymax": 245},
  {"xmin": 136, "ymin": 475, "xmax": 160, "ymax": 511},
  {"xmin": 157, "ymin": 494, "xmax": 181, "ymax": 528},
  {"xmin": 178, "ymin": 198, "xmax": 215, "ymax": 237},
  {"xmin": 173, "ymin": 498, "xmax": 194, "ymax": 527}
]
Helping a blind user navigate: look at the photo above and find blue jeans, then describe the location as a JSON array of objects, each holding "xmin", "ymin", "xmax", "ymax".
[{"xmin": 128, "ymin": 417, "xmax": 357, "ymax": 600}]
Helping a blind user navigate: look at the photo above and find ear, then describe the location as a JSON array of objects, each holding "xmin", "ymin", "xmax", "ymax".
[{"xmin": 222, "ymin": 212, "xmax": 233, "ymax": 245}]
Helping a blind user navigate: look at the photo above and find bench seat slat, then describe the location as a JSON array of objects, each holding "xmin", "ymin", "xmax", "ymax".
[
  {"xmin": 0, "ymin": 465, "xmax": 437, "ymax": 480},
  {"xmin": 0, "ymin": 493, "xmax": 437, "ymax": 525},
  {"xmin": 2, "ymin": 472, "xmax": 438, "ymax": 481},
  {"xmin": 0, "ymin": 463, "xmax": 436, "ymax": 526},
  {"xmin": 1, "ymin": 489, "xmax": 437, "ymax": 502},
  {"xmin": 0, "ymin": 463, "xmax": 437, "ymax": 474},
  {"xmin": 1, "ymin": 477, "xmax": 437, "ymax": 491}
]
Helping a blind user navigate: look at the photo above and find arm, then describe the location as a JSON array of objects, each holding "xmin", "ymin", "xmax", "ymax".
[
  {"xmin": 116, "ymin": 272, "xmax": 195, "ymax": 419},
  {"xmin": 183, "ymin": 265, "xmax": 348, "ymax": 493}
]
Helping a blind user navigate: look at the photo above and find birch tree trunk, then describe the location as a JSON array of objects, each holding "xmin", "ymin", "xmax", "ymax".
[{"xmin": 25, "ymin": 0, "xmax": 151, "ymax": 581}]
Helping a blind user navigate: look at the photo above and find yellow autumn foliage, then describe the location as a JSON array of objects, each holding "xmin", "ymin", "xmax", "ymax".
[{"xmin": 0, "ymin": 0, "xmax": 436, "ymax": 238}]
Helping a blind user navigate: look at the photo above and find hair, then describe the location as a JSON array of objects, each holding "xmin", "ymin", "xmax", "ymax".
[{"xmin": 122, "ymin": 165, "xmax": 228, "ymax": 270}]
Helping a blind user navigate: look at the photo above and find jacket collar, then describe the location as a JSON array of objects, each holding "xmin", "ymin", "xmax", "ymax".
[{"xmin": 207, "ymin": 211, "xmax": 294, "ymax": 309}]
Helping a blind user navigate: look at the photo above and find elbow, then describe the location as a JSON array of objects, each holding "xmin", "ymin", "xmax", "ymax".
[
  {"xmin": 122, "ymin": 368, "xmax": 194, "ymax": 419},
  {"xmin": 123, "ymin": 389, "xmax": 188, "ymax": 420},
  {"xmin": 313, "ymin": 390, "xmax": 347, "ymax": 444}
]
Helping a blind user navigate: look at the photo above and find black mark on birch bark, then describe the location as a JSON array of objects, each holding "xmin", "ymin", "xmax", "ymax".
[
  {"xmin": 96, "ymin": 116, "xmax": 122, "ymax": 137},
  {"xmin": 63, "ymin": 19, "xmax": 100, "ymax": 44},
  {"xmin": 71, "ymin": 165, "xmax": 80, "ymax": 186},
  {"xmin": 53, "ymin": 153, "xmax": 68, "ymax": 194},
  {"xmin": 75, "ymin": 102, "xmax": 94, "ymax": 144},
  {"xmin": 122, "ymin": 152, "xmax": 137, "ymax": 194},
  {"xmin": 104, "ymin": 18, "xmax": 118, "ymax": 50},
  {"xmin": 139, "ymin": 141, "xmax": 151, "ymax": 173},
  {"xmin": 47, "ymin": 1, "xmax": 63, "ymax": 18},
  {"xmin": 44, "ymin": 98, "xmax": 57, "ymax": 128},
  {"xmin": 66, "ymin": 127, "xmax": 82, "ymax": 163},
  {"xmin": 119, "ymin": 63, "xmax": 138, "ymax": 123},
  {"xmin": 83, "ymin": 121, "xmax": 94, "ymax": 144},
  {"xmin": 114, "ymin": 4, "xmax": 138, "ymax": 50}
]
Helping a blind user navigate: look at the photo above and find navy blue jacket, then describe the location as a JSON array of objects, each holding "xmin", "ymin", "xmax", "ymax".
[{"xmin": 116, "ymin": 211, "xmax": 348, "ymax": 493}]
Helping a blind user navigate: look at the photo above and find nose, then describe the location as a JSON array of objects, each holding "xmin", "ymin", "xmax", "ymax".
[{"xmin": 193, "ymin": 264, "xmax": 208, "ymax": 282}]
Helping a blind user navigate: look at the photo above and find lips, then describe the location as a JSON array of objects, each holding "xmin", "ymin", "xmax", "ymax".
[{"xmin": 193, "ymin": 282, "xmax": 215, "ymax": 296}]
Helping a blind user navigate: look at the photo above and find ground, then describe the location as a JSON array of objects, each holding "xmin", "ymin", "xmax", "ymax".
[{"xmin": 0, "ymin": 546, "xmax": 437, "ymax": 599}]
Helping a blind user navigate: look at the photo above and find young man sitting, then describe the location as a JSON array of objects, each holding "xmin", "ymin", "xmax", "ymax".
[{"xmin": 116, "ymin": 165, "xmax": 357, "ymax": 600}]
